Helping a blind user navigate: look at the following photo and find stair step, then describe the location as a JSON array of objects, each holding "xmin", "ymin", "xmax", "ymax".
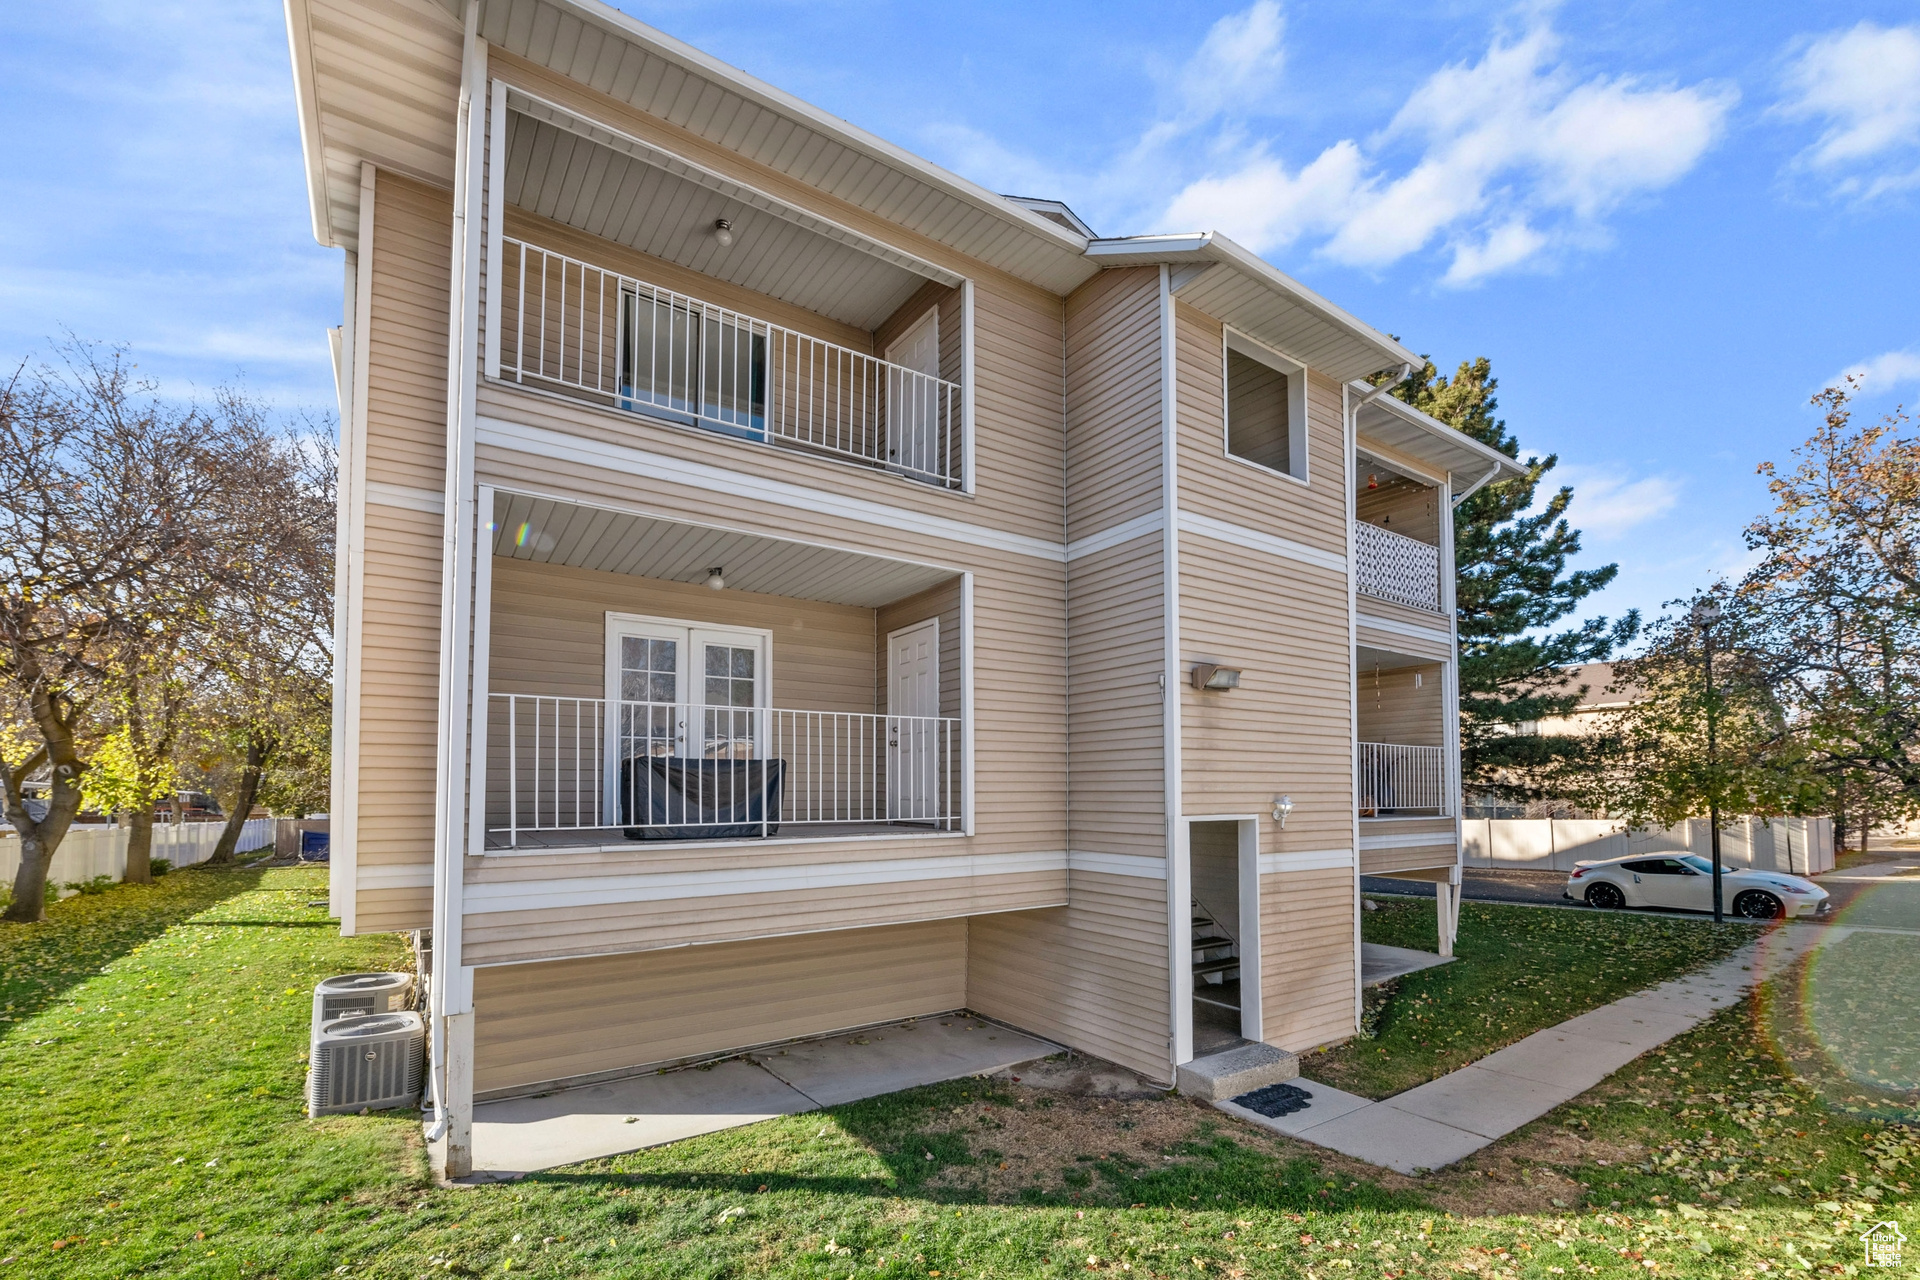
[{"xmin": 1193, "ymin": 957, "xmax": 1241, "ymax": 977}]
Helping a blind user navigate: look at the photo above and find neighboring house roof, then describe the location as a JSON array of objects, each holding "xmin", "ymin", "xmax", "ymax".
[
  {"xmin": 1563, "ymin": 662, "xmax": 1642, "ymax": 711},
  {"xmin": 286, "ymin": 0, "xmax": 1421, "ymax": 384}
]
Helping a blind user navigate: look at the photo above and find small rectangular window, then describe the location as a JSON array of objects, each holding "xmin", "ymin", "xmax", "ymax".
[{"xmin": 1224, "ymin": 332, "xmax": 1307, "ymax": 481}]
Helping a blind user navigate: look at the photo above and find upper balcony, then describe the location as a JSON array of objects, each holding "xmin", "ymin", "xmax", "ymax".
[
  {"xmin": 482, "ymin": 88, "xmax": 973, "ymax": 491},
  {"xmin": 1353, "ymin": 455, "xmax": 1442, "ymax": 612}
]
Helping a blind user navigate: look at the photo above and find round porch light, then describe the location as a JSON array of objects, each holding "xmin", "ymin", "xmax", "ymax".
[
  {"xmin": 705, "ymin": 567, "xmax": 726, "ymax": 591},
  {"xmin": 712, "ymin": 218, "xmax": 735, "ymax": 248}
]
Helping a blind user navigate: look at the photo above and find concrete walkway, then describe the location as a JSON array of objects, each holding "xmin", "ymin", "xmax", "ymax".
[
  {"xmin": 466, "ymin": 1015, "xmax": 1057, "ymax": 1178},
  {"xmin": 1220, "ymin": 924, "xmax": 1834, "ymax": 1174}
]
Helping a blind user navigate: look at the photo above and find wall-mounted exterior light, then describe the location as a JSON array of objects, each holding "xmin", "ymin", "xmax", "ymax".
[
  {"xmin": 1272, "ymin": 794, "xmax": 1294, "ymax": 828},
  {"xmin": 1190, "ymin": 663, "xmax": 1241, "ymax": 691}
]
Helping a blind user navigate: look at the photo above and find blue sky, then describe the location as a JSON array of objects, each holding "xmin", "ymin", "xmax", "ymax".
[{"xmin": 2, "ymin": 1, "xmax": 1917, "ymax": 638}]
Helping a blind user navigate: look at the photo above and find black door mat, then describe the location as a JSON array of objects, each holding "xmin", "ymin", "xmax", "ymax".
[{"xmin": 1230, "ymin": 1081, "xmax": 1312, "ymax": 1117}]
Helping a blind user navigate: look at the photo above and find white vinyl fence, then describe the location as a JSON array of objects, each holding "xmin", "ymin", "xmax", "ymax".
[
  {"xmin": 0, "ymin": 819, "xmax": 275, "ymax": 899},
  {"xmin": 1461, "ymin": 815, "xmax": 1834, "ymax": 876}
]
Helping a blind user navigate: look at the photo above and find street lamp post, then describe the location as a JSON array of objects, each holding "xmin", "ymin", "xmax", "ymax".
[{"xmin": 1692, "ymin": 599, "xmax": 1724, "ymax": 923}]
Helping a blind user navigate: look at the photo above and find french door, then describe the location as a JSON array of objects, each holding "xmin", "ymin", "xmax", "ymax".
[{"xmin": 603, "ymin": 616, "xmax": 770, "ymax": 812}]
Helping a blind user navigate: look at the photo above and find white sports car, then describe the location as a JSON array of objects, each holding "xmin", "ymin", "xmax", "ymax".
[{"xmin": 1564, "ymin": 853, "xmax": 1831, "ymax": 920}]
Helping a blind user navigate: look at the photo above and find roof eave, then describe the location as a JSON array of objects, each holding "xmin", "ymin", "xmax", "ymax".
[
  {"xmin": 480, "ymin": 0, "xmax": 1091, "ymax": 260},
  {"xmin": 284, "ymin": 0, "xmax": 333, "ymax": 248}
]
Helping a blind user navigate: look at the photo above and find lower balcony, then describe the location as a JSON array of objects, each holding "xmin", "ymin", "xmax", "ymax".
[
  {"xmin": 486, "ymin": 695, "xmax": 959, "ymax": 848},
  {"xmin": 479, "ymin": 490, "xmax": 966, "ymax": 852},
  {"xmin": 1357, "ymin": 741, "xmax": 1449, "ymax": 817}
]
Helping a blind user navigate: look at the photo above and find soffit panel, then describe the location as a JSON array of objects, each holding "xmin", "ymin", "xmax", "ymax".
[
  {"xmin": 503, "ymin": 112, "xmax": 931, "ymax": 330},
  {"xmin": 490, "ymin": 492, "xmax": 955, "ymax": 608},
  {"xmin": 1354, "ymin": 398, "xmax": 1526, "ymax": 488}
]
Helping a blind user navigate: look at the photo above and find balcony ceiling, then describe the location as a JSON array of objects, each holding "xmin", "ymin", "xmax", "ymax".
[
  {"xmin": 503, "ymin": 99, "xmax": 944, "ymax": 331},
  {"xmin": 491, "ymin": 491, "xmax": 956, "ymax": 608}
]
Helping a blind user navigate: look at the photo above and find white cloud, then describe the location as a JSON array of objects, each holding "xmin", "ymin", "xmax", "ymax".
[
  {"xmin": 1556, "ymin": 468, "xmax": 1681, "ymax": 539},
  {"xmin": 1165, "ymin": 22, "xmax": 1734, "ymax": 284},
  {"xmin": 1830, "ymin": 347, "xmax": 1920, "ymax": 394},
  {"xmin": 1778, "ymin": 22, "xmax": 1920, "ymax": 196}
]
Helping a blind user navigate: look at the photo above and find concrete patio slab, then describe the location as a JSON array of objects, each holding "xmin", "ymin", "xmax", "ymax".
[
  {"xmin": 471, "ymin": 1057, "xmax": 813, "ymax": 1175},
  {"xmin": 467, "ymin": 1015, "xmax": 1061, "ymax": 1177},
  {"xmin": 1361, "ymin": 943, "xmax": 1454, "ymax": 987},
  {"xmin": 752, "ymin": 1016, "xmax": 1059, "ymax": 1108}
]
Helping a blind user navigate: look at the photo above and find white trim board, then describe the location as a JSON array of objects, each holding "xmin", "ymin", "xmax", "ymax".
[
  {"xmin": 462, "ymin": 849, "xmax": 1068, "ymax": 914},
  {"xmin": 1065, "ymin": 510, "xmax": 1163, "ymax": 562},
  {"xmin": 359, "ymin": 862, "xmax": 436, "ymax": 890},
  {"xmin": 1356, "ymin": 612, "xmax": 1452, "ymax": 646},
  {"xmin": 366, "ymin": 481, "xmax": 447, "ymax": 514},
  {"xmin": 475, "ymin": 416, "xmax": 1062, "ymax": 562},
  {"xmin": 1068, "ymin": 850, "xmax": 1168, "ymax": 879},
  {"xmin": 1178, "ymin": 510, "xmax": 1346, "ymax": 576},
  {"xmin": 1259, "ymin": 849, "xmax": 1356, "ymax": 874},
  {"xmin": 1357, "ymin": 832, "xmax": 1457, "ymax": 851}
]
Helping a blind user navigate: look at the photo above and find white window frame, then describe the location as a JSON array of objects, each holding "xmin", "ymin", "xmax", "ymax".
[{"xmin": 1220, "ymin": 327, "xmax": 1310, "ymax": 487}]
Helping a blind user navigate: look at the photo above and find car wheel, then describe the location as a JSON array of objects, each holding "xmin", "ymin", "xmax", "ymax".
[
  {"xmin": 1732, "ymin": 890, "xmax": 1783, "ymax": 920},
  {"xmin": 1585, "ymin": 882, "xmax": 1626, "ymax": 910}
]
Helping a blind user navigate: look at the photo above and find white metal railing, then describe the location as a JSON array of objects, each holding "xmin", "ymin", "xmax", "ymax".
[
  {"xmin": 1358, "ymin": 741, "xmax": 1449, "ymax": 816},
  {"xmin": 495, "ymin": 238, "xmax": 964, "ymax": 488},
  {"xmin": 1353, "ymin": 521, "xmax": 1442, "ymax": 612},
  {"xmin": 485, "ymin": 693, "xmax": 960, "ymax": 846}
]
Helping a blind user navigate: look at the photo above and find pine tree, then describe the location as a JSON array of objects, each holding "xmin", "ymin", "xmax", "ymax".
[{"xmin": 1392, "ymin": 357, "xmax": 1638, "ymax": 803}]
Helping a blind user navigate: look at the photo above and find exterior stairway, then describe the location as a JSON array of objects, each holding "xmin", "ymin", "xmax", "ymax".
[{"xmin": 1192, "ymin": 901, "xmax": 1239, "ymax": 1009}]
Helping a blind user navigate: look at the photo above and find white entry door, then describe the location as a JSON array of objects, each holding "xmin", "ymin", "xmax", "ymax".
[
  {"xmin": 885, "ymin": 308, "xmax": 941, "ymax": 480},
  {"xmin": 887, "ymin": 618, "xmax": 941, "ymax": 822}
]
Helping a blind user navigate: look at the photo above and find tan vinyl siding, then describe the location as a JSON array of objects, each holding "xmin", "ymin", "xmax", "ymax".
[
  {"xmin": 472, "ymin": 918, "xmax": 968, "ymax": 1096},
  {"xmin": 1174, "ymin": 304, "xmax": 1348, "ymax": 561},
  {"xmin": 1355, "ymin": 662, "xmax": 1445, "ymax": 747},
  {"xmin": 964, "ymin": 264, "xmax": 1172, "ymax": 1081},
  {"xmin": 1179, "ymin": 537, "xmax": 1354, "ymax": 851},
  {"xmin": 1359, "ymin": 815, "xmax": 1457, "ymax": 876},
  {"xmin": 462, "ymin": 868, "xmax": 1063, "ymax": 967},
  {"xmin": 348, "ymin": 170, "xmax": 452, "ymax": 934},
  {"xmin": 1355, "ymin": 477, "xmax": 1439, "ymax": 546},
  {"xmin": 1258, "ymin": 867, "xmax": 1357, "ymax": 1051},
  {"xmin": 968, "ymin": 872, "xmax": 1172, "ymax": 1083}
]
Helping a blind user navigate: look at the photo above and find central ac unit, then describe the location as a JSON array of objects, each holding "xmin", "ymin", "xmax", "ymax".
[
  {"xmin": 312, "ymin": 972, "xmax": 414, "ymax": 1034},
  {"xmin": 307, "ymin": 1012, "xmax": 425, "ymax": 1117}
]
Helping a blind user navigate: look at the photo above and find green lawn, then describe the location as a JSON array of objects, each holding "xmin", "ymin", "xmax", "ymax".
[
  {"xmin": 1, "ymin": 866, "xmax": 1912, "ymax": 1279},
  {"xmin": 1301, "ymin": 898, "xmax": 1752, "ymax": 1099}
]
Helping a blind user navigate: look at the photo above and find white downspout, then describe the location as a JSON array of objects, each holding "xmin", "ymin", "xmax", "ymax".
[{"xmin": 1159, "ymin": 265, "xmax": 1189, "ymax": 1076}]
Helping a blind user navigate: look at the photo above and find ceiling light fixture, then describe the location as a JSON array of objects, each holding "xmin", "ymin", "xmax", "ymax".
[
  {"xmin": 712, "ymin": 218, "xmax": 734, "ymax": 248},
  {"xmin": 705, "ymin": 567, "xmax": 726, "ymax": 591}
]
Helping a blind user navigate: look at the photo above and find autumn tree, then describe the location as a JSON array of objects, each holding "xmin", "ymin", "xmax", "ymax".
[
  {"xmin": 1736, "ymin": 381, "xmax": 1920, "ymax": 846},
  {"xmin": 1391, "ymin": 357, "xmax": 1638, "ymax": 801},
  {"xmin": 1585, "ymin": 587, "xmax": 1815, "ymax": 828},
  {"xmin": 0, "ymin": 345, "xmax": 305, "ymax": 920}
]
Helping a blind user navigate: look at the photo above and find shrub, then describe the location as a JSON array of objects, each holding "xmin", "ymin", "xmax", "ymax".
[
  {"xmin": 60, "ymin": 875, "xmax": 119, "ymax": 896},
  {"xmin": 149, "ymin": 858, "xmax": 172, "ymax": 876}
]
